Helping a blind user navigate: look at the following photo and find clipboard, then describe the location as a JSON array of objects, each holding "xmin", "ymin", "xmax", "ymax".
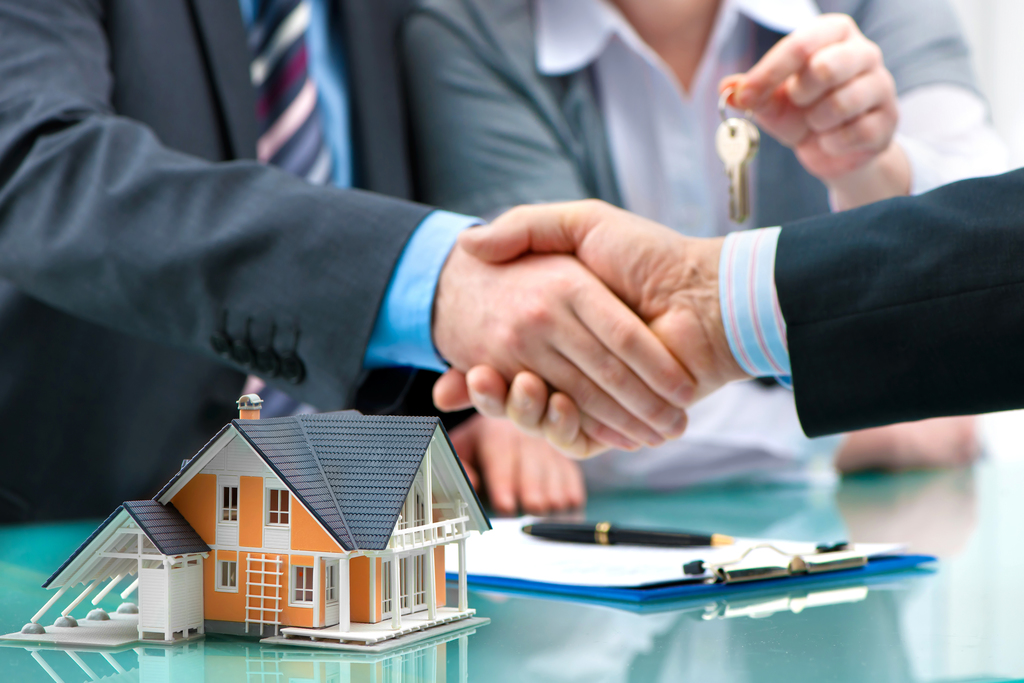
[
  {"xmin": 445, "ymin": 553, "xmax": 934, "ymax": 606},
  {"xmin": 444, "ymin": 518, "xmax": 934, "ymax": 606}
]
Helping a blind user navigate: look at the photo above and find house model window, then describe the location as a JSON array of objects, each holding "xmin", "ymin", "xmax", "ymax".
[
  {"xmin": 292, "ymin": 566, "xmax": 313, "ymax": 604},
  {"xmin": 268, "ymin": 489, "xmax": 289, "ymax": 525},
  {"xmin": 217, "ymin": 560, "xmax": 237, "ymax": 591},
  {"xmin": 221, "ymin": 485, "xmax": 238, "ymax": 522}
]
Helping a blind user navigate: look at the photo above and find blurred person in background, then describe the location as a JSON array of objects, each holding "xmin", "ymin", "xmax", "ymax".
[{"xmin": 401, "ymin": 0, "xmax": 1010, "ymax": 514}]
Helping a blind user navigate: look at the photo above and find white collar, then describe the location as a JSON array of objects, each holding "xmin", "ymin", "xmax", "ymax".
[{"xmin": 535, "ymin": 0, "xmax": 820, "ymax": 76}]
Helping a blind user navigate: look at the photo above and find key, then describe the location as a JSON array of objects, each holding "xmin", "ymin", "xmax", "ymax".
[{"xmin": 715, "ymin": 117, "xmax": 759, "ymax": 223}]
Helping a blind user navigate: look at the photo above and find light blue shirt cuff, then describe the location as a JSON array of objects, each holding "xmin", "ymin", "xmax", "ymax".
[
  {"xmin": 363, "ymin": 210, "xmax": 482, "ymax": 371},
  {"xmin": 719, "ymin": 227, "xmax": 793, "ymax": 388}
]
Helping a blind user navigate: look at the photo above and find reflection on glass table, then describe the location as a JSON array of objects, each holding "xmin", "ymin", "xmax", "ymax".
[{"xmin": 1, "ymin": 462, "xmax": 1022, "ymax": 682}]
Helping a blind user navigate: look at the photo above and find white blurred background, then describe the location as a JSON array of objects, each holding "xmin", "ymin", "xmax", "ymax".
[
  {"xmin": 950, "ymin": 0, "xmax": 1024, "ymax": 166},
  {"xmin": 936, "ymin": 1, "xmax": 1024, "ymax": 462}
]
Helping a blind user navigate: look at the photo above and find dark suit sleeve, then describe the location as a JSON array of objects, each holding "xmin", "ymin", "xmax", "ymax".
[
  {"xmin": 0, "ymin": 0, "xmax": 432, "ymax": 410},
  {"xmin": 775, "ymin": 168, "xmax": 1024, "ymax": 436}
]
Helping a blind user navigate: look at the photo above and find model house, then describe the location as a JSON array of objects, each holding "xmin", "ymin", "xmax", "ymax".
[{"xmin": 7, "ymin": 395, "xmax": 490, "ymax": 650}]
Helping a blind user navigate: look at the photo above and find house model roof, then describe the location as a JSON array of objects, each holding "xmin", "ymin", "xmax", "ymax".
[
  {"xmin": 43, "ymin": 501, "xmax": 209, "ymax": 588},
  {"xmin": 156, "ymin": 412, "xmax": 489, "ymax": 553}
]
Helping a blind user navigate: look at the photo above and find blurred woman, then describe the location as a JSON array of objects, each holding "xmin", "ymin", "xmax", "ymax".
[{"xmin": 401, "ymin": 0, "xmax": 1009, "ymax": 513}]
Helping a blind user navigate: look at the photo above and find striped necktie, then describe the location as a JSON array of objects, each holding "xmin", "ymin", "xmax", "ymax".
[{"xmin": 248, "ymin": 0, "xmax": 333, "ymax": 185}]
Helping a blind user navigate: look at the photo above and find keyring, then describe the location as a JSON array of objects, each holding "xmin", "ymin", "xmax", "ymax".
[{"xmin": 718, "ymin": 86, "xmax": 753, "ymax": 123}]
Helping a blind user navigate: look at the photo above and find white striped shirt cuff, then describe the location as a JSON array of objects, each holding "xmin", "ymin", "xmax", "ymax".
[{"xmin": 719, "ymin": 227, "xmax": 792, "ymax": 388}]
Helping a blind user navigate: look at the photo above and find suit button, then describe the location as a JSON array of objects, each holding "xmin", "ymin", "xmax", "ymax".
[
  {"xmin": 280, "ymin": 352, "xmax": 306, "ymax": 384},
  {"xmin": 210, "ymin": 332, "xmax": 232, "ymax": 358},
  {"xmin": 255, "ymin": 347, "xmax": 281, "ymax": 377},
  {"xmin": 231, "ymin": 339, "xmax": 254, "ymax": 368}
]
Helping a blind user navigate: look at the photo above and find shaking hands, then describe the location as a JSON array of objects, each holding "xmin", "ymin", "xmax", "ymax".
[{"xmin": 431, "ymin": 200, "xmax": 751, "ymax": 458}]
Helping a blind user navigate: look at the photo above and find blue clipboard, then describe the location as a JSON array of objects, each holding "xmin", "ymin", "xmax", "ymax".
[{"xmin": 446, "ymin": 554, "xmax": 935, "ymax": 606}]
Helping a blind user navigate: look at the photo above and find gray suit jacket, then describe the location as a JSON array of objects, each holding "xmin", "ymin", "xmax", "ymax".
[
  {"xmin": 401, "ymin": 0, "xmax": 977, "ymax": 226},
  {"xmin": 0, "ymin": 0, "xmax": 427, "ymax": 520}
]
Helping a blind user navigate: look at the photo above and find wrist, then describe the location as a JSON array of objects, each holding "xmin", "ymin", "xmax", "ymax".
[{"xmin": 826, "ymin": 142, "xmax": 911, "ymax": 211}]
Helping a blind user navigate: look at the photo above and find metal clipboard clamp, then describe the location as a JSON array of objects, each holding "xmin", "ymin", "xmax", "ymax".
[{"xmin": 702, "ymin": 543, "xmax": 868, "ymax": 584}]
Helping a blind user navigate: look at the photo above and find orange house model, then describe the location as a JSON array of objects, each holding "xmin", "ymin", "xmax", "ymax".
[{"xmin": 10, "ymin": 395, "xmax": 491, "ymax": 650}]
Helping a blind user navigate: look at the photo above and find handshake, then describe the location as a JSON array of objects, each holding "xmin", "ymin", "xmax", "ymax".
[{"xmin": 430, "ymin": 200, "xmax": 752, "ymax": 459}]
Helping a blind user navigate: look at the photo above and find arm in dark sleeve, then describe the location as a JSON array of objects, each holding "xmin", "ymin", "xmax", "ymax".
[
  {"xmin": 0, "ymin": 0, "xmax": 430, "ymax": 409},
  {"xmin": 776, "ymin": 168, "xmax": 1024, "ymax": 436}
]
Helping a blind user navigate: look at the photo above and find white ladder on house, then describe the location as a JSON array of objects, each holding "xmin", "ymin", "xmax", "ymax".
[{"xmin": 246, "ymin": 554, "xmax": 284, "ymax": 636}]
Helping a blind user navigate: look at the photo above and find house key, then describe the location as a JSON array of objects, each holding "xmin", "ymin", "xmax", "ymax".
[{"xmin": 716, "ymin": 88, "xmax": 760, "ymax": 223}]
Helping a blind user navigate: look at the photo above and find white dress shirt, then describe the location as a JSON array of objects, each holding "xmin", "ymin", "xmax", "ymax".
[{"xmin": 534, "ymin": 0, "xmax": 1011, "ymax": 489}]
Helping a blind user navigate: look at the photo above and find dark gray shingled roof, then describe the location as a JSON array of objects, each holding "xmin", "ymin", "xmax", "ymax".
[
  {"xmin": 43, "ymin": 501, "xmax": 209, "ymax": 588},
  {"xmin": 122, "ymin": 500, "xmax": 210, "ymax": 556},
  {"xmin": 234, "ymin": 413, "xmax": 449, "ymax": 551}
]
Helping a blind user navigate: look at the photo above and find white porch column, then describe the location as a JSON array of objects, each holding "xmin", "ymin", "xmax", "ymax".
[
  {"xmin": 425, "ymin": 438, "xmax": 433, "ymax": 526},
  {"xmin": 426, "ymin": 545, "xmax": 437, "ymax": 619},
  {"xmin": 31, "ymin": 585, "xmax": 68, "ymax": 624},
  {"xmin": 92, "ymin": 573, "xmax": 125, "ymax": 605},
  {"xmin": 339, "ymin": 556, "xmax": 351, "ymax": 632},
  {"xmin": 312, "ymin": 555, "xmax": 321, "ymax": 628},
  {"xmin": 390, "ymin": 554, "xmax": 402, "ymax": 629},
  {"xmin": 164, "ymin": 559, "xmax": 173, "ymax": 641},
  {"xmin": 120, "ymin": 578, "xmax": 139, "ymax": 600},
  {"xmin": 457, "ymin": 539, "xmax": 467, "ymax": 612},
  {"xmin": 62, "ymin": 579, "xmax": 100, "ymax": 617}
]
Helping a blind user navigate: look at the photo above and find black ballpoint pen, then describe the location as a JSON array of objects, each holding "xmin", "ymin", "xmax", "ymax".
[{"xmin": 522, "ymin": 521, "xmax": 734, "ymax": 548}]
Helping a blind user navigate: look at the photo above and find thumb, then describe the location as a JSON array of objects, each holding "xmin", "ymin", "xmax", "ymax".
[{"xmin": 459, "ymin": 201, "xmax": 603, "ymax": 263}]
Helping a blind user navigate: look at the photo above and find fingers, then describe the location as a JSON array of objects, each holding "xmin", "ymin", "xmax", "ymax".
[
  {"xmin": 815, "ymin": 105, "xmax": 896, "ymax": 156},
  {"xmin": 465, "ymin": 368, "xmax": 626, "ymax": 456},
  {"xmin": 804, "ymin": 69, "xmax": 895, "ymax": 135},
  {"xmin": 788, "ymin": 38, "xmax": 883, "ymax": 108},
  {"xmin": 479, "ymin": 426, "xmax": 519, "ymax": 515},
  {"xmin": 561, "ymin": 454, "xmax": 587, "ymax": 509},
  {"xmin": 571, "ymin": 275, "xmax": 696, "ymax": 408},
  {"xmin": 534, "ymin": 348, "xmax": 665, "ymax": 447},
  {"xmin": 513, "ymin": 431, "xmax": 587, "ymax": 514},
  {"xmin": 433, "ymin": 369, "xmax": 472, "ymax": 412},
  {"xmin": 465, "ymin": 366, "xmax": 509, "ymax": 418},
  {"xmin": 447, "ymin": 416, "xmax": 482, "ymax": 490},
  {"xmin": 517, "ymin": 442, "xmax": 554, "ymax": 514},
  {"xmin": 505, "ymin": 371, "xmax": 548, "ymax": 431},
  {"xmin": 469, "ymin": 416, "xmax": 588, "ymax": 515},
  {"xmin": 734, "ymin": 14, "xmax": 858, "ymax": 109}
]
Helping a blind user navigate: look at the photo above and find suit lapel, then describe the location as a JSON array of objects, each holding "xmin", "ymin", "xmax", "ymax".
[
  {"xmin": 337, "ymin": 0, "xmax": 413, "ymax": 198},
  {"xmin": 187, "ymin": 0, "xmax": 259, "ymax": 160}
]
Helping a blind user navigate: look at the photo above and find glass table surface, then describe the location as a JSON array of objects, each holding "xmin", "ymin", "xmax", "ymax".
[{"xmin": 1, "ymin": 461, "xmax": 1022, "ymax": 683}]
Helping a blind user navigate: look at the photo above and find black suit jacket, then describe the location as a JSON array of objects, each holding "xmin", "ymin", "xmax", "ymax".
[
  {"xmin": 0, "ymin": 0, "xmax": 429, "ymax": 520},
  {"xmin": 776, "ymin": 168, "xmax": 1024, "ymax": 437}
]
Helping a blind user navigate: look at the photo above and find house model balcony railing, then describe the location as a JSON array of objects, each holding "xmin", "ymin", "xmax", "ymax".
[{"xmin": 388, "ymin": 515, "xmax": 470, "ymax": 552}]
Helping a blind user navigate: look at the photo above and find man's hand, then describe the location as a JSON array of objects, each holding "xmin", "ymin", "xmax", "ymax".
[
  {"xmin": 726, "ymin": 13, "xmax": 909, "ymax": 209},
  {"xmin": 435, "ymin": 201, "xmax": 749, "ymax": 454},
  {"xmin": 448, "ymin": 414, "xmax": 586, "ymax": 515},
  {"xmin": 432, "ymin": 239, "xmax": 694, "ymax": 454}
]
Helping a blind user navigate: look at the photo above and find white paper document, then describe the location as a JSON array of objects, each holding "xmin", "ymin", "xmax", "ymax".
[{"xmin": 446, "ymin": 517, "xmax": 904, "ymax": 588}]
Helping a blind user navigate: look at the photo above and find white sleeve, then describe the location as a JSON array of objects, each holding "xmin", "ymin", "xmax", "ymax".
[{"xmin": 895, "ymin": 84, "xmax": 1012, "ymax": 195}]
